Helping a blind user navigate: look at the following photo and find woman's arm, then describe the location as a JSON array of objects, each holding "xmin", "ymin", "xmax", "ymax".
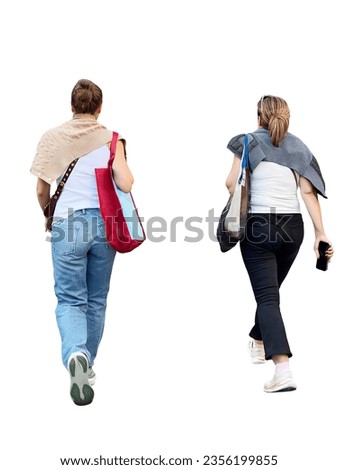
[
  {"xmin": 299, "ymin": 176, "xmax": 334, "ymax": 260},
  {"xmin": 225, "ymin": 156, "xmax": 241, "ymax": 195},
  {"xmin": 36, "ymin": 178, "xmax": 51, "ymax": 211},
  {"xmin": 112, "ymin": 140, "xmax": 134, "ymax": 193}
]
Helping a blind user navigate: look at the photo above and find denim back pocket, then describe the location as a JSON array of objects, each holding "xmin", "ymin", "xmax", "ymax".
[{"xmin": 51, "ymin": 218, "xmax": 79, "ymax": 255}]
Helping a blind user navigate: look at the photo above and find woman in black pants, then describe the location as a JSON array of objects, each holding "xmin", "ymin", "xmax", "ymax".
[{"xmin": 225, "ymin": 95, "xmax": 334, "ymax": 392}]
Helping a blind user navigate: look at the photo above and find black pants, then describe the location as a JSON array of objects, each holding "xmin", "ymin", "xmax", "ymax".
[{"xmin": 240, "ymin": 213, "xmax": 304, "ymax": 360}]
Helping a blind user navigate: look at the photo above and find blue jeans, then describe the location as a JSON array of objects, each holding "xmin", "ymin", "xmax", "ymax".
[
  {"xmin": 51, "ymin": 209, "xmax": 116, "ymax": 367},
  {"xmin": 240, "ymin": 213, "xmax": 304, "ymax": 360}
]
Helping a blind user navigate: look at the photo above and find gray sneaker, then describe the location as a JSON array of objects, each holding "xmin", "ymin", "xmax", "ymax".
[
  {"xmin": 88, "ymin": 367, "xmax": 96, "ymax": 386},
  {"xmin": 264, "ymin": 370, "xmax": 297, "ymax": 393},
  {"xmin": 68, "ymin": 354, "xmax": 94, "ymax": 406},
  {"xmin": 248, "ymin": 339, "xmax": 266, "ymax": 364}
]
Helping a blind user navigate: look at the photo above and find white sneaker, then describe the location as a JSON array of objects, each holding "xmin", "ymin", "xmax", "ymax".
[
  {"xmin": 68, "ymin": 353, "xmax": 94, "ymax": 406},
  {"xmin": 88, "ymin": 367, "xmax": 96, "ymax": 386},
  {"xmin": 248, "ymin": 339, "xmax": 266, "ymax": 364},
  {"xmin": 264, "ymin": 370, "xmax": 297, "ymax": 393}
]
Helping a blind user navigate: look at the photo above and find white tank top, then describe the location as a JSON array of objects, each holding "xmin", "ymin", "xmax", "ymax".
[
  {"xmin": 249, "ymin": 161, "xmax": 300, "ymax": 213},
  {"xmin": 54, "ymin": 144, "xmax": 110, "ymax": 219}
]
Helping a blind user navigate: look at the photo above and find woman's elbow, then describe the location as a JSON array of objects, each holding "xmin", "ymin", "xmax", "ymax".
[
  {"xmin": 116, "ymin": 176, "xmax": 134, "ymax": 193},
  {"xmin": 300, "ymin": 188, "xmax": 317, "ymax": 201},
  {"xmin": 118, "ymin": 183, "xmax": 133, "ymax": 193},
  {"xmin": 225, "ymin": 179, "xmax": 234, "ymax": 196},
  {"xmin": 36, "ymin": 179, "xmax": 50, "ymax": 202},
  {"xmin": 36, "ymin": 187, "xmax": 44, "ymax": 199}
]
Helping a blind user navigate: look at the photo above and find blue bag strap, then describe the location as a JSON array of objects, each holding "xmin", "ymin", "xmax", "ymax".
[
  {"xmin": 238, "ymin": 134, "xmax": 249, "ymax": 184},
  {"xmin": 242, "ymin": 134, "xmax": 249, "ymax": 169}
]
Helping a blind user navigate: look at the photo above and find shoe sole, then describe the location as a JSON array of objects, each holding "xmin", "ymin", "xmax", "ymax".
[
  {"xmin": 69, "ymin": 355, "xmax": 94, "ymax": 406},
  {"xmin": 264, "ymin": 384, "xmax": 297, "ymax": 393}
]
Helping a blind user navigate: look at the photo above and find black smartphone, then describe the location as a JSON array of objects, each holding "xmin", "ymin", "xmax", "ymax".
[{"xmin": 316, "ymin": 241, "xmax": 331, "ymax": 271}]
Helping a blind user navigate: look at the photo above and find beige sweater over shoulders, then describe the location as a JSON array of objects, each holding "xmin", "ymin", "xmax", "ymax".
[{"xmin": 30, "ymin": 114, "xmax": 122, "ymax": 184}]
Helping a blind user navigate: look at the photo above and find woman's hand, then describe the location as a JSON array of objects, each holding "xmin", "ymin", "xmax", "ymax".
[
  {"xmin": 314, "ymin": 236, "xmax": 334, "ymax": 261},
  {"xmin": 326, "ymin": 245, "xmax": 334, "ymax": 261}
]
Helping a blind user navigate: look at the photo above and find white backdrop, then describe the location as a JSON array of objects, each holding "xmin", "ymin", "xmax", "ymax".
[{"xmin": 1, "ymin": 1, "xmax": 337, "ymax": 469}]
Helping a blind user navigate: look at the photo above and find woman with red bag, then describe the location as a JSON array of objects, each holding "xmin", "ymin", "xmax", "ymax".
[{"xmin": 31, "ymin": 79, "xmax": 134, "ymax": 406}]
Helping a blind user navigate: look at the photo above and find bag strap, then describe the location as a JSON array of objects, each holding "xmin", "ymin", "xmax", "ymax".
[
  {"xmin": 47, "ymin": 158, "xmax": 79, "ymax": 208},
  {"xmin": 108, "ymin": 132, "xmax": 119, "ymax": 167},
  {"xmin": 241, "ymin": 134, "xmax": 249, "ymax": 169},
  {"xmin": 238, "ymin": 134, "xmax": 249, "ymax": 184}
]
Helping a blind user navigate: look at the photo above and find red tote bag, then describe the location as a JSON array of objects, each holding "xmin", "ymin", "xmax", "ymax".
[{"xmin": 95, "ymin": 132, "xmax": 146, "ymax": 253}]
